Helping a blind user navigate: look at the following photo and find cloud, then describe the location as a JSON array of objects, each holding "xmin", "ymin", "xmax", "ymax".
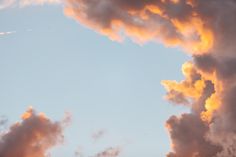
[
  {"xmin": 0, "ymin": 0, "xmax": 61, "ymax": 10},
  {"xmin": 92, "ymin": 129, "xmax": 106, "ymax": 142},
  {"xmin": 2, "ymin": 0, "xmax": 236, "ymax": 156},
  {"xmin": 93, "ymin": 147, "xmax": 121, "ymax": 157},
  {"xmin": 19, "ymin": 0, "xmax": 62, "ymax": 7},
  {"xmin": 0, "ymin": 108, "xmax": 121, "ymax": 157},
  {"xmin": 0, "ymin": 116, "xmax": 7, "ymax": 126},
  {"xmin": 0, "ymin": 31, "xmax": 16, "ymax": 36},
  {"xmin": 64, "ymin": 0, "xmax": 214, "ymax": 54},
  {"xmin": 0, "ymin": 0, "xmax": 15, "ymax": 9},
  {"xmin": 0, "ymin": 107, "xmax": 65, "ymax": 157}
]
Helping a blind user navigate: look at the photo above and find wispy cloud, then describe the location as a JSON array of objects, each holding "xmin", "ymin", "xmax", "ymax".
[
  {"xmin": 19, "ymin": 0, "xmax": 62, "ymax": 7},
  {"xmin": 92, "ymin": 129, "xmax": 107, "ymax": 142},
  {"xmin": 0, "ymin": 31, "xmax": 16, "ymax": 36},
  {"xmin": 0, "ymin": 0, "xmax": 15, "ymax": 9},
  {"xmin": 93, "ymin": 147, "xmax": 121, "ymax": 157},
  {"xmin": 0, "ymin": 0, "xmax": 61, "ymax": 10}
]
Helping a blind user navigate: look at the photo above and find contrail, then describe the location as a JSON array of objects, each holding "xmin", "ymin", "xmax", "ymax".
[
  {"xmin": 0, "ymin": 0, "xmax": 61, "ymax": 10},
  {"xmin": 0, "ymin": 31, "xmax": 16, "ymax": 36}
]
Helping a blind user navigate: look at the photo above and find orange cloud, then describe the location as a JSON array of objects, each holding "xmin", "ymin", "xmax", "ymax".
[
  {"xmin": 0, "ymin": 108, "xmax": 64, "ymax": 157},
  {"xmin": 64, "ymin": 0, "xmax": 215, "ymax": 54}
]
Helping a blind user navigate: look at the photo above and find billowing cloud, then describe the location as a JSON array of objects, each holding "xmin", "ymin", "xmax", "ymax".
[
  {"xmin": 0, "ymin": 108, "xmax": 65, "ymax": 157},
  {"xmin": 61, "ymin": 0, "xmax": 236, "ymax": 156},
  {"xmin": 2, "ymin": 0, "xmax": 236, "ymax": 156},
  {"xmin": 64, "ymin": 0, "xmax": 215, "ymax": 54}
]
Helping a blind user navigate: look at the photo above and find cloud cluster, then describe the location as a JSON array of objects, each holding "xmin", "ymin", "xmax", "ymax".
[
  {"xmin": 2, "ymin": 0, "xmax": 236, "ymax": 156},
  {"xmin": 0, "ymin": 108, "xmax": 122, "ymax": 157},
  {"xmin": 61, "ymin": 0, "xmax": 236, "ymax": 156}
]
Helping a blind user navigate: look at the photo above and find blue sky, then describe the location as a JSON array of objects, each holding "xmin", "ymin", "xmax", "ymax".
[{"xmin": 0, "ymin": 4, "xmax": 190, "ymax": 157}]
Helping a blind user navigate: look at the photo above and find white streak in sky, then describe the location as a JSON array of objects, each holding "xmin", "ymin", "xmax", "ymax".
[
  {"xmin": 0, "ymin": 0, "xmax": 62, "ymax": 10},
  {"xmin": 0, "ymin": 31, "xmax": 16, "ymax": 36}
]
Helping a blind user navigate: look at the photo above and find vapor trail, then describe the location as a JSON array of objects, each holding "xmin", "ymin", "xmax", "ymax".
[{"xmin": 0, "ymin": 31, "xmax": 16, "ymax": 36}]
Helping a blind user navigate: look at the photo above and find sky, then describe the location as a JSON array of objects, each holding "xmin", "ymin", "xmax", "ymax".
[
  {"xmin": 3, "ymin": 1, "xmax": 236, "ymax": 157},
  {"xmin": 0, "ymin": 3, "xmax": 190, "ymax": 157}
]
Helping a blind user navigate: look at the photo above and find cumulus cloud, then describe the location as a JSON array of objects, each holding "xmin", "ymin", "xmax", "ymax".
[
  {"xmin": 2, "ymin": 0, "xmax": 236, "ymax": 156},
  {"xmin": 60, "ymin": 0, "xmax": 236, "ymax": 156},
  {"xmin": 0, "ymin": 108, "xmax": 65, "ymax": 157},
  {"xmin": 64, "ymin": 0, "xmax": 215, "ymax": 54},
  {"xmin": 0, "ymin": 108, "xmax": 121, "ymax": 157}
]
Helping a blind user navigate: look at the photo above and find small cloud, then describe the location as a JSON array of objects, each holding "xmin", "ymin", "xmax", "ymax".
[
  {"xmin": 75, "ymin": 146, "xmax": 84, "ymax": 157},
  {"xmin": 0, "ymin": 116, "xmax": 7, "ymax": 126},
  {"xmin": 92, "ymin": 129, "xmax": 107, "ymax": 142},
  {"xmin": 62, "ymin": 111, "xmax": 72, "ymax": 127},
  {"xmin": 0, "ymin": 0, "xmax": 15, "ymax": 10},
  {"xmin": 93, "ymin": 147, "xmax": 121, "ymax": 157},
  {"xmin": 0, "ymin": 107, "xmax": 66, "ymax": 157}
]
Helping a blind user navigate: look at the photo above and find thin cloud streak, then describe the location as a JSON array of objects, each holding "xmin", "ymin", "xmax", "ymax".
[
  {"xmin": 0, "ymin": 31, "xmax": 16, "ymax": 36},
  {"xmin": 0, "ymin": 0, "xmax": 62, "ymax": 10}
]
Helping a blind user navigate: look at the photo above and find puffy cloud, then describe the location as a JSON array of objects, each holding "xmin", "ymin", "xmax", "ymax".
[
  {"xmin": 162, "ymin": 62, "xmax": 205, "ymax": 106},
  {"xmin": 166, "ymin": 114, "xmax": 221, "ymax": 157},
  {"xmin": 64, "ymin": 0, "xmax": 214, "ymax": 54},
  {"xmin": 0, "ymin": 108, "xmax": 65, "ymax": 157}
]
